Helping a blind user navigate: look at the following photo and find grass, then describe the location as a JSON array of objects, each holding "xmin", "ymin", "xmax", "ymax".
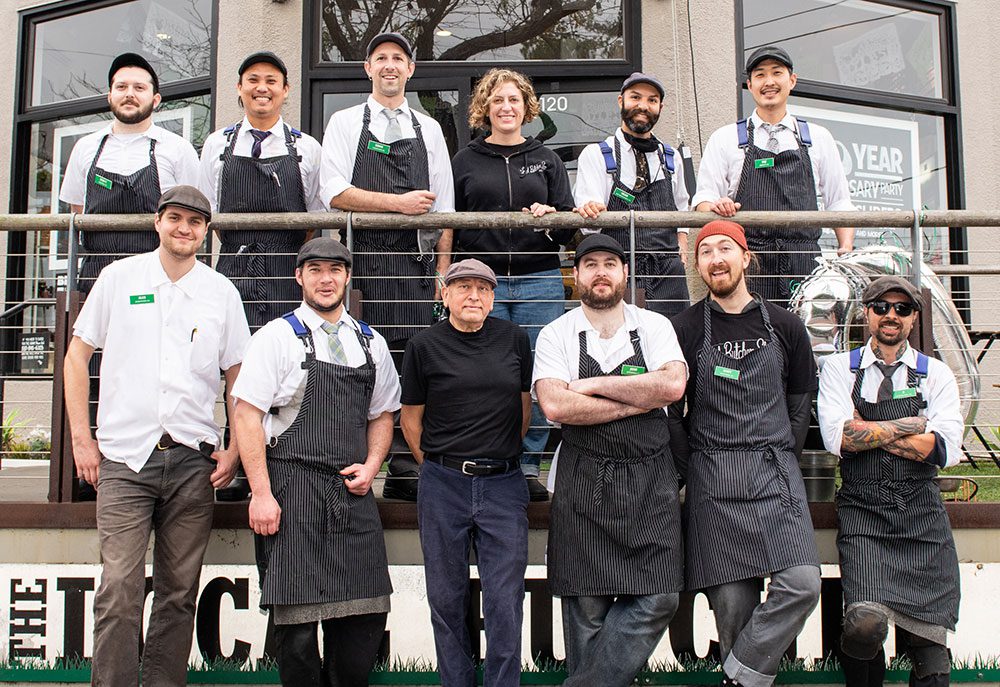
[{"xmin": 940, "ymin": 462, "xmax": 1000, "ymax": 502}]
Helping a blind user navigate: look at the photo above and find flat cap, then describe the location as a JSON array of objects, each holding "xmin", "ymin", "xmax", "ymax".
[
  {"xmin": 109, "ymin": 52, "xmax": 159, "ymax": 93},
  {"xmin": 745, "ymin": 45, "xmax": 793, "ymax": 75},
  {"xmin": 366, "ymin": 32, "xmax": 414, "ymax": 59},
  {"xmin": 296, "ymin": 237, "xmax": 352, "ymax": 268},
  {"xmin": 157, "ymin": 185, "xmax": 211, "ymax": 221},
  {"xmin": 621, "ymin": 72, "xmax": 665, "ymax": 100},
  {"xmin": 444, "ymin": 258, "xmax": 497, "ymax": 287},
  {"xmin": 574, "ymin": 233, "xmax": 626, "ymax": 265},
  {"xmin": 239, "ymin": 51, "xmax": 288, "ymax": 78},
  {"xmin": 862, "ymin": 276, "xmax": 922, "ymax": 310}
]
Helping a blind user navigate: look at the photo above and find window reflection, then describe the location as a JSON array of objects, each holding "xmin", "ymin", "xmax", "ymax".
[{"xmin": 322, "ymin": 91, "xmax": 462, "ymax": 156}]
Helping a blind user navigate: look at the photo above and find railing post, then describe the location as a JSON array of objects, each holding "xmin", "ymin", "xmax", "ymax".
[
  {"xmin": 911, "ymin": 207, "xmax": 924, "ymax": 290},
  {"xmin": 628, "ymin": 209, "xmax": 637, "ymax": 306}
]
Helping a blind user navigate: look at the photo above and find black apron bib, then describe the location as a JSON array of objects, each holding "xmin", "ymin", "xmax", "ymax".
[
  {"xmin": 837, "ymin": 360, "xmax": 960, "ymax": 629},
  {"xmin": 733, "ymin": 121, "xmax": 820, "ymax": 306},
  {"xmin": 604, "ymin": 138, "xmax": 689, "ymax": 318},
  {"xmin": 216, "ymin": 122, "xmax": 308, "ymax": 329},
  {"xmin": 80, "ymin": 134, "xmax": 161, "ymax": 293},
  {"xmin": 256, "ymin": 318, "xmax": 392, "ymax": 607},
  {"xmin": 548, "ymin": 328, "xmax": 684, "ymax": 597},
  {"xmin": 684, "ymin": 300, "xmax": 818, "ymax": 590},
  {"xmin": 350, "ymin": 104, "xmax": 434, "ymax": 342}
]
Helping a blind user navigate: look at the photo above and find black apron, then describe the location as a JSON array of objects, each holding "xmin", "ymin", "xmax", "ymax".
[
  {"xmin": 216, "ymin": 122, "xmax": 307, "ymax": 330},
  {"xmin": 80, "ymin": 134, "xmax": 161, "ymax": 294},
  {"xmin": 603, "ymin": 138, "xmax": 689, "ymax": 319},
  {"xmin": 548, "ymin": 328, "xmax": 684, "ymax": 597},
  {"xmin": 837, "ymin": 357, "xmax": 960, "ymax": 629},
  {"xmin": 733, "ymin": 120, "xmax": 820, "ymax": 306},
  {"xmin": 684, "ymin": 300, "xmax": 818, "ymax": 590},
  {"xmin": 256, "ymin": 315, "xmax": 392, "ymax": 607},
  {"xmin": 350, "ymin": 104, "xmax": 434, "ymax": 342}
]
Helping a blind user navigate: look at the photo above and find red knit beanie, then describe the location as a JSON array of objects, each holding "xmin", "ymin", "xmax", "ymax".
[{"xmin": 695, "ymin": 220, "xmax": 749, "ymax": 252}]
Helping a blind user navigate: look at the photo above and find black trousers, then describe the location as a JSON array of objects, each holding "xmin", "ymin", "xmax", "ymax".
[
  {"xmin": 841, "ymin": 628, "xmax": 950, "ymax": 687},
  {"xmin": 274, "ymin": 612, "xmax": 387, "ymax": 687}
]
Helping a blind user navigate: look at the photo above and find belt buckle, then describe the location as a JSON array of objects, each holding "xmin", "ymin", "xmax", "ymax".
[
  {"xmin": 461, "ymin": 460, "xmax": 477, "ymax": 476},
  {"xmin": 156, "ymin": 440, "xmax": 171, "ymax": 451}
]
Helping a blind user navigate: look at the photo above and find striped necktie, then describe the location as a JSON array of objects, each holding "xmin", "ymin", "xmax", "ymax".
[
  {"xmin": 382, "ymin": 108, "xmax": 403, "ymax": 143},
  {"xmin": 876, "ymin": 362, "xmax": 902, "ymax": 402},
  {"xmin": 759, "ymin": 122, "xmax": 784, "ymax": 153},
  {"xmin": 249, "ymin": 129, "xmax": 271, "ymax": 158},
  {"xmin": 320, "ymin": 321, "xmax": 348, "ymax": 365}
]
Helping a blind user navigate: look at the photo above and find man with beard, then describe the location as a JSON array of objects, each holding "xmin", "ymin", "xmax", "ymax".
[
  {"xmin": 232, "ymin": 237, "xmax": 399, "ymax": 686},
  {"xmin": 668, "ymin": 220, "xmax": 820, "ymax": 687},
  {"xmin": 62, "ymin": 186, "xmax": 249, "ymax": 687},
  {"xmin": 818, "ymin": 276, "xmax": 962, "ymax": 687},
  {"xmin": 534, "ymin": 234, "xmax": 688, "ymax": 687},
  {"xmin": 574, "ymin": 73, "xmax": 691, "ymax": 317},
  {"xmin": 692, "ymin": 46, "xmax": 854, "ymax": 307}
]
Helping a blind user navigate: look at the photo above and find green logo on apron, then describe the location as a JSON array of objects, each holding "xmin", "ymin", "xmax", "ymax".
[
  {"xmin": 621, "ymin": 364, "xmax": 646, "ymax": 376},
  {"xmin": 713, "ymin": 365, "xmax": 740, "ymax": 381},
  {"xmin": 129, "ymin": 294, "xmax": 155, "ymax": 305},
  {"xmin": 367, "ymin": 140, "xmax": 391, "ymax": 155},
  {"xmin": 612, "ymin": 187, "xmax": 636, "ymax": 204},
  {"xmin": 94, "ymin": 174, "xmax": 113, "ymax": 190},
  {"xmin": 892, "ymin": 387, "xmax": 918, "ymax": 399},
  {"xmin": 754, "ymin": 157, "xmax": 775, "ymax": 170}
]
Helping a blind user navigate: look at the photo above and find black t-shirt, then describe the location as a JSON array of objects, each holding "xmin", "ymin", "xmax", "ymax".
[{"xmin": 400, "ymin": 317, "xmax": 532, "ymax": 459}]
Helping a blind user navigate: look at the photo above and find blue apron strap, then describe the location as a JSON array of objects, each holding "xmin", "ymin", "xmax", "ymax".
[
  {"xmin": 737, "ymin": 118, "xmax": 750, "ymax": 148},
  {"xmin": 598, "ymin": 140, "xmax": 617, "ymax": 174},
  {"xmin": 795, "ymin": 118, "xmax": 812, "ymax": 147},
  {"xmin": 659, "ymin": 143, "xmax": 675, "ymax": 175},
  {"xmin": 356, "ymin": 319, "xmax": 374, "ymax": 338},
  {"xmin": 915, "ymin": 352, "xmax": 929, "ymax": 377},
  {"xmin": 282, "ymin": 312, "xmax": 309, "ymax": 338},
  {"xmin": 849, "ymin": 346, "xmax": 863, "ymax": 372}
]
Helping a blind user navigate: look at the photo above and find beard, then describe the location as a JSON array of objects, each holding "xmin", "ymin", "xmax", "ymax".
[
  {"xmin": 304, "ymin": 289, "xmax": 345, "ymax": 313},
  {"xmin": 702, "ymin": 262, "xmax": 746, "ymax": 299},
  {"xmin": 620, "ymin": 105, "xmax": 659, "ymax": 135},
  {"xmin": 580, "ymin": 278, "xmax": 626, "ymax": 310},
  {"xmin": 873, "ymin": 320, "xmax": 908, "ymax": 346},
  {"xmin": 111, "ymin": 98, "xmax": 155, "ymax": 125}
]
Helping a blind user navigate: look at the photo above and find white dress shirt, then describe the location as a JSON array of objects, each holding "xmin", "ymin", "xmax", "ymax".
[
  {"xmin": 574, "ymin": 128, "xmax": 690, "ymax": 232},
  {"xmin": 198, "ymin": 116, "xmax": 327, "ymax": 213},
  {"xmin": 59, "ymin": 123, "xmax": 200, "ymax": 208},
  {"xmin": 691, "ymin": 109, "xmax": 855, "ymax": 212},
  {"xmin": 319, "ymin": 96, "xmax": 455, "ymax": 212},
  {"xmin": 73, "ymin": 252, "xmax": 250, "ymax": 471},
  {"xmin": 817, "ymin": 339, "xmax": 963, "ymax": 467},
  {"xmin": 231, "ymin": 303, "xmax": 402, "ymax": 441}
]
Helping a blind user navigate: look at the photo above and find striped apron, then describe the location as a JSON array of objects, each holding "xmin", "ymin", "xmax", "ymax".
[
  {"xmin": 80, "ymin": 134, "xmax": 161, "ymax": 293},
  {"xmin": 733, "ymin": 121, "xmax": 820, "ymax": 306},
  {"xmin": 837, "ymin": 362, "xmax": 960, "ymax": 629},
  {"xmin": 603, "ymin": 137, "xmax": 689, "ymax": 318},
  {"xmin": 548, "ymin": 329, "xmax": 684, "ymax": 597},
  {"xmin": 256, "ymin": 315, "xmax": 392, "ymax": 607},
  {"xmin": 349, "ymin": 104, "xmax": 434, "ymax": 342},
  {"xmin": 684, "ymin": 300, "xmax": 818, "ymax": 590},
  {"xmin": 216, "ymin": 122, "xmax": 307, "ymax": 330}
]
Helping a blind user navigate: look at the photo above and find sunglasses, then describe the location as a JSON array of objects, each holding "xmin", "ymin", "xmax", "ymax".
[{"xmin": 868, "ymin": 300, "xmax": 916, "ymax": 317}]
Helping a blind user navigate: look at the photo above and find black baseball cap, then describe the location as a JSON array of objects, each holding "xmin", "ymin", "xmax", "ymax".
[
  {"xmin": 157, "ymin": 185, "xmax": 211, "ymax": 222},
  {"xmin": 239, "ymin": 51, "xmax": 288, "ymax": 79},
  {"xmin": 574, "ymin": 234, "xmax": 627, "ymax": 265},
  {"xmin": 366, "ymin": 32, "xmax": 414, "ymax": 60},
  {"xmin": 862, "ymin": 276, "xmax": 922, "ymax": 311},
  {"xmin": 297, "ymin": 237, "xmax": 352, "ymax": 268},
  {"xmin": 621, "ymin": 72, "xmax": 665, "ymax": 100},
  {"xmin": 745, "ymin": 45, "xmax": 794, "ymax": 75},
  {"xmin": 108, "ymin": 52, "xmax": 159, "ymax": 93}
]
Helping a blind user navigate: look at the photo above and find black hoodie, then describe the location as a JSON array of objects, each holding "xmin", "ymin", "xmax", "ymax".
[{"xmin": 452, "ymin": 135, "xmax": 576, "ymax": 276}]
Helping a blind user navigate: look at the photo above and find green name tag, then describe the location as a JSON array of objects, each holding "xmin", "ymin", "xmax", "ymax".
[
  {"xmin": 892, "ymin": 387, "xmax": 918, "ymax": 399},
  {"xmin": 94, "ymin": 174, "xmax": 113, "ymax": 190},
  {"xmin": 367, "ymin": 140, "xmax": 391, "ymax": 155},
  {"xmin": 754, "ymin": 157, "xmax": 775, "ymax": 169},
  {"xmin": 612, "ymin": 187, "xmax": 636, "ymax": 204},
  {"xmin": 129, "ymin": 294, "xmax": 155, "ymax": 305},
  {"xmin": 621, "ymin": 364, "xmax": 646, "ymax": 376},
  {"xmin": 714, "ymin": 365, "xmax": 741, "ymax": 381}
]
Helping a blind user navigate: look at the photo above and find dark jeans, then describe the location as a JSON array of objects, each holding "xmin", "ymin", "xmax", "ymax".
[
  {"xmin": 92, "ymin": 446, "xmax": 216, "ymax": 687},
  {"xmin": 274, "ymin": 613, "xmax": 388, "ymax": 687},
  {"xmin": 417, "ymin": 460, "xmax": 529, "ymax": 687}
]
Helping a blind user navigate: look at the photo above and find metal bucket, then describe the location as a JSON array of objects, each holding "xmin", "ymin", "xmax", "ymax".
[{"xmin": 799, "ymin": 451, "xmax": 839, "ymax": 502}]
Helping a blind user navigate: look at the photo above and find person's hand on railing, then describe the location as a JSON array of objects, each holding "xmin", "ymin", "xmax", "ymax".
[
  {"xmin": 523, "ymin": 202, "xmax": 557, "ymax": 218},
  {"xmin": 249, "ymin": 490, "xmax": 282, "ymax": 536},
  {"xmin": 208, "ymin": 446, "xmax": 240, "ymax": 489},
  {"xmin": 696, "ymin": 198, "xmax": 742, "ymax": 217},
  {"xmin": 574, "ymin": 201, "xmax": 606, "ymax": 219},
  {"xmin": 393, "ymin": 189, "xmax": 437, "ymax": 215},
  {"xmin": 73, "ymin": 435, "xmax": 102, "ymax": 486}
]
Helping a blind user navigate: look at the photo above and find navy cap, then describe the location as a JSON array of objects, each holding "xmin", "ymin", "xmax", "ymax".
[
  {"xmin": 157, "ymin": 185, "xmax": 211, "ymax": 222},
  {"xmin": 620, "ymin": 72, "xmax": 665, "ymax": 100},
  {"xmin": 108, "ymin": 52, "xmax": 159, "ymax": 93},
  {"xmin": 574, "ymin": 234, "xmax": 627, "ymax": 265},
  {"xmin": 239, "ymin": 51, "xmax": 288, "ymax": 78},
  {"xmin": 745, "ymin": 45, "xmax": 793, "ymax": 74},
  {"xmin": 297, "ymin": 237, "xmax": 352, "ymax": 268},
  {"xmin": 366, "ymin": 32, "xmax": 414, "ymax": 60}
]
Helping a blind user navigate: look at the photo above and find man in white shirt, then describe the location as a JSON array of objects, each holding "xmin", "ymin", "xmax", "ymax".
[
  {"xmin": 574, "ymin": 72, "xmax": 691, "ymax": 317},
  {"xmin": 320, "ymin": 32, "xmax": 455, "ymax": 501},
  {"xmin": 692, "ymin": 45, "xmax": 855, "ymax": 307},
  {"xmin": 63, "ymin": 185, "xmax": 250, "ymax": 687},
  {"xmin": 533, "ymin": 234, "xmax": 687, "ymax": 687},
  {"xmin": 232, "ymin": 237, "xmax": 399, "ymax": 687},
  {"xmin": 818, "ymin": 276, "xmax": 961, "ymax": 687}
]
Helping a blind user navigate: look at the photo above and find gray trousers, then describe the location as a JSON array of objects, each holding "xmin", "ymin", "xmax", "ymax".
[
  {"xmin": 92, "ymin": 446, "xmax": 215, "ymax": 687},
  {"xmin": 706, "ymin": 565, "xmax": 821, "ymax": 687}
]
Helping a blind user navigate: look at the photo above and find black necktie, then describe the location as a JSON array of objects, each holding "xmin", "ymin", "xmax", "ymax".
[
  {"xmin": 876, "ymin": 362, "xmax": 901, "ymax": 402},
  {"xmin": 633, "ymin": 148, "xmax": 650, "ymax": 192},
  {"xmin": 249, "ymin": 129, "xmax": 271, "ymax": 158}
]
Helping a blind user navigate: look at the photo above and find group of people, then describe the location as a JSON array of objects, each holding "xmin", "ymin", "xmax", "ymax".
[{"xmin": 58, "ymin": 33, "xmax": 965, "ymax": 687}]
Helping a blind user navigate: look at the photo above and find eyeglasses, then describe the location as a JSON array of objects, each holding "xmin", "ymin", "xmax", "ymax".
[{"xmin": 868, "ymin": 300, "xmax": 916, "ymax": 317}]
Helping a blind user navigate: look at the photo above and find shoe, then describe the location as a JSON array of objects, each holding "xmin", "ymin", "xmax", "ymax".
[
  {"xmin": 382, "ymin": 473, "xmax": 419, "ymax": 501},
  {"xmin": 526, "ymin": 476, "xmax": 549, "ymax": 502}
]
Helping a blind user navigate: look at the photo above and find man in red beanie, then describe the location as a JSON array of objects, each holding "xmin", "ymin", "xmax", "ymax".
[{"xmin": 668, "ymin": 220, "xmax": 820, "ymax": 687}]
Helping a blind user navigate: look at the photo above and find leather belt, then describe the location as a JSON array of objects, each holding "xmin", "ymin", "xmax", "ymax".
[
  {"xmin": 155, "ymin": 433, "xmax": 215, "ymax": 455},
  {"xmin": 424, "ymin": 454, "xmax": 519, "ymax": 476}
]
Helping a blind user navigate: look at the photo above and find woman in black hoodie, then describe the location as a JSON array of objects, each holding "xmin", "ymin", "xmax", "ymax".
[{"xmin": 451, "ymin": 68, "xmax": 575, "ymax": 501}]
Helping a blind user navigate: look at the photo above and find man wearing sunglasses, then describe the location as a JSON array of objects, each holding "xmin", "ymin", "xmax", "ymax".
[{"xmin": 818, "ymin": 276, "xmax": 962, "ymax": 687}]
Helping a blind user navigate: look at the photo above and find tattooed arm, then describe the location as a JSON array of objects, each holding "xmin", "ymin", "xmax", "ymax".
[
  {"xmin": 881, "ymin": 432, "xmax": 936, "ymax": 462},
  {"xmin": 841, "ymin": 410, "xmax": 933, "ymax": 461}
]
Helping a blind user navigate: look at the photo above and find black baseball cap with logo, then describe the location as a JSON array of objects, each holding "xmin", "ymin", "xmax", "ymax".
[{"xmin": 108, "ymin": 52, "xmax": 159, "ymax": 93}]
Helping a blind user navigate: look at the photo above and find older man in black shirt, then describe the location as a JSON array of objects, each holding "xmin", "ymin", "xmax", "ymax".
[{"xmin": 401, "ymin": 258, "xmax": 533, "ymax": 687}]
